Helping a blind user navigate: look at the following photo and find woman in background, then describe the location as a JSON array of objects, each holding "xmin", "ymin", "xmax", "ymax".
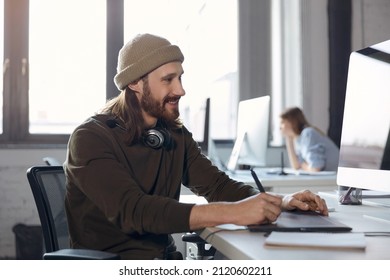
[{"xmin": 280, "ymin": 107, "xmax": 340, "ymax": 172}]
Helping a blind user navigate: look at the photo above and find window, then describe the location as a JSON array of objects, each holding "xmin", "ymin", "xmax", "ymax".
[
  {"xmin": 1, "ymin": 0, "xmax": 238, "ymax": 146},
  {"xmin": 1, "ymin": 0, "xmax": 302, "ymax": 149},
  {"xmin": 124, "ymin": 0, "xmax": 238, "ymax": 142},
  {"xmin": 1, "ymin": 0, "xmax": 106, "ymax": 145},
  {"xmin": 0, "ymin": 0, "xmax": 3, "ymax": 134},
  {"xmin": 28, "ymin": 0, "xmax": 106, "ymax": 134},
  {"xmin": 270, "ymin": 0, "xmax": 303, "ymax": 146}
]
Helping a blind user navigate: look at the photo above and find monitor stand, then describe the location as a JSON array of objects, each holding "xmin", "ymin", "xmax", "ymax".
[
  {"xmin": 278, "ymin": 151, "xmax": 288, "ymax": 176},
  {"xmin": 339, "ymin": 187, "xmax": 362, "ymax": 205},
  {"xmin": 226, "ymin": 132, "xmax": 247, "ymax": 172},
  {"xmin": 206, "ymin": 139, "xmax": 227, "ymax": 171}
]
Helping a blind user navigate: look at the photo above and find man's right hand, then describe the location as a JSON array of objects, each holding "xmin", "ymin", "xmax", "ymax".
[
  {"xmin": 189, "ymin": 193, "xmax": 283, "ymax": 230},
  {"xmin": 229, "ymin": 193, "xmax": 282, "ymax": 225}
]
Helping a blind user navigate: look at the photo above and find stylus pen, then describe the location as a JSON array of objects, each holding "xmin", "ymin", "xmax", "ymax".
[{"xmin": 250, "ymin": 168, "xmax": 266, "ymax": 193}]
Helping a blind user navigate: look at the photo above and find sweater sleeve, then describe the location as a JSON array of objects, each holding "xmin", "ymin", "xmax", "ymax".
[
  {"xmin": 180, "ymin": 128, "xmax": 259, "ymax": 202},
  {"xmin": 65, "ymin": 122, "xmax": 194, "ymax": 236}
]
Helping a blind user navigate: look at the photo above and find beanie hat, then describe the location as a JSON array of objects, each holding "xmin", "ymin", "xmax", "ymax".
[{"xmin": 114, "ymin": 33, "xmax": 184, "ymax": 90}]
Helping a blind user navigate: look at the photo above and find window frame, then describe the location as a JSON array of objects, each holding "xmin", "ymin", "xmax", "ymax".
[
  {"xmin": 1, "ymin": 0, "xmax": 123, "ymax": 147},
  {"xmin": 1, "ymin": 0, "xmax": 306, "ymax": 150}
]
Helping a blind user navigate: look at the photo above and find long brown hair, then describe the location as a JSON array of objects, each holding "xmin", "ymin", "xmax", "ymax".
[
  {"xmin": 280, "ymin": 107, "xmax": 324, "ymax": 135},
  {"xmin": 100, "ymin": 77, "xmax": 182, "ymax": 145}
]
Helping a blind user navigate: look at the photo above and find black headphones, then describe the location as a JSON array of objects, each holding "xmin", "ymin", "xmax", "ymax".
[
  {"xmin": 143, "ymin": 127, "xmax": 171, "ymax": 149},
  {"xmin": 106, "ymin": 118, "xmax": 171, "ymax": 149}
]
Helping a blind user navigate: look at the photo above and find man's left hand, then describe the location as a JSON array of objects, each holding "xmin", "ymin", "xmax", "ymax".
[{"xmin": 281, "ymin": 190, "xmax": 329, "ymax": 216}]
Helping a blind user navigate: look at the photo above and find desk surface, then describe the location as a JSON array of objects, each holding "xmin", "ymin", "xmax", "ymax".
[
  {"xmin": 180, "ymin": 168, "xmax": 337, "ymax": 196},
  {"xmin": 199, "ymin": 195, "xmax": 390, "ymax": 259},
  {"xmin": 227, "ymin": 168, "xmax": 337, "ymax": 193}
]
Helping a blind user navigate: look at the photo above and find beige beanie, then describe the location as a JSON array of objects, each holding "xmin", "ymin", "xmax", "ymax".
[{"xmin": 114, "ymin": 33, "xmax": 184, "ymax": 90}]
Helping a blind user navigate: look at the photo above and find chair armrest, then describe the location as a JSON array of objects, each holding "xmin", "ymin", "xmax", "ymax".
[
  {"xmin": 182, "ymin": 232, "xmax": 216, "ymax": 260},
  {"xmin": 43, "ymin": 249, "xmax": 120, "ymax": 260},
  {"xmin": 182, "ymin": 232, "xmax": 206, "ymax": 244}
]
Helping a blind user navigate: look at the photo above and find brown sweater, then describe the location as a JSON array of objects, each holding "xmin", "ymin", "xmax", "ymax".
[{"xmin": 64, "ymin": 114, "xmax": 258, "ymax": 259}]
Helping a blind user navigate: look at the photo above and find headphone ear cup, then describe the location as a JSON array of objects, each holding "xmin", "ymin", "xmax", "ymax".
[{"xmin": 144, "ymin": 128, "xmax": 171, "ymax": 149}]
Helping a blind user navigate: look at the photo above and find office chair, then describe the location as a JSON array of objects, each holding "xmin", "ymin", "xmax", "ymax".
[
  {"xmin": 26, "ymin": 165, "xmax": 120, "ymax": 260},
  {"xmin": 182, "ymin": 232, "xmax": 216, "ymax": 260},
  {"xmin": 29, "ymin": 164, "xmax": 215, "ymax": 260}
]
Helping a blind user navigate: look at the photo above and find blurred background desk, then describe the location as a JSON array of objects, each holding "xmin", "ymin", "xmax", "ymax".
[
  {"xmin": 227, "ymin": 168, "xmax": 337, "ymax": 193},
  {"xmin": 180, "ymin": 168, "xmax": 338, "ymax": 195},
  {"xmin": 199, "ymin": 195, "xmax": 390, "ymax": 260}
]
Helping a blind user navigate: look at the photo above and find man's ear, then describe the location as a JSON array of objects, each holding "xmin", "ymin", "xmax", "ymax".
[{"xmin": 127, "ymin": 79, "xmax": 142, "ymax": 92}]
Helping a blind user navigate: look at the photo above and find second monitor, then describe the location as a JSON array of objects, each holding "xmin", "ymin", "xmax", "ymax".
[{"xmin": 227, "ymin": 96, "xmax": 270, "ymax": 170}]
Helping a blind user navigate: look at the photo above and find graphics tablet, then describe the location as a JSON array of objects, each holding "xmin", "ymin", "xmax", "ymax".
[{"xmin": 247, "ymin": 210, "xmax": 352, "ymax": 233}]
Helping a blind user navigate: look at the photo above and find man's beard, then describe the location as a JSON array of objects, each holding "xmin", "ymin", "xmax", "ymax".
[{"xmin": 140, "ymin": 81, "xmax": 180, "ymax": 124}]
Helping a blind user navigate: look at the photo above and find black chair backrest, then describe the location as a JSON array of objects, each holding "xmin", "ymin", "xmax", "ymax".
[{"xmin": 27, "ymin": 166, "xmax": 69, "ymax": 253}]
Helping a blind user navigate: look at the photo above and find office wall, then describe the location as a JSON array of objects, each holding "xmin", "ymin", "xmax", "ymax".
[
  {"xmin": 1, "ymin": 0, "xmax": 390, "ymax": 259},
  {"xmin": 352, "ymin": 0, "xmax": 390, "ymax": 49}
]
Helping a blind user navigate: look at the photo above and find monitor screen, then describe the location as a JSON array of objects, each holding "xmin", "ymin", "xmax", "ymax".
[
  {"xmin": 337, "ymin": 39, "xmax": 390, "ymax": 192},
  {"xmin": 227, "ymin": 95, "xmax": 270, "ymax": 170}
]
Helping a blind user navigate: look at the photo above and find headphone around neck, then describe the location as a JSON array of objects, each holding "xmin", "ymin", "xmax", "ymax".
[
  {"xmin": 143, "ymin": 127, "xmax": 171, "ymax": 149},
  {"xmin": 106, "ymin": 118, "xmax": 172, "ymax": 149}
]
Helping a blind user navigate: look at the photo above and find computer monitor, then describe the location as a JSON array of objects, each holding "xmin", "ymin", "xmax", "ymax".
[
  {"xmin": 337, "ymin": 40, "xmax": 390, "ymax": 212},
  {"xmin": 197, "ymin": 98, "xmax": 210, "ymax": 154},
  {"xmin": 227, "ymin": 95, "xmax": 270, "ymax": 170}
]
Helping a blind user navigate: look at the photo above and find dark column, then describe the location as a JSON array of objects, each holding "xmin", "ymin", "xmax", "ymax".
[{"xmin": 327, "ymin": 0, "xmax": 352, "ymax": 147}]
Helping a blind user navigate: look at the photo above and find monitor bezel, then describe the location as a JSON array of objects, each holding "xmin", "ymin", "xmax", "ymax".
[
  {"xmin": 337, "ymin": 39, "xmax": 390, "ymax": 193},
  {"xmin": 227, "ymin": 95, "xmax": 270, "ymax": 170}
]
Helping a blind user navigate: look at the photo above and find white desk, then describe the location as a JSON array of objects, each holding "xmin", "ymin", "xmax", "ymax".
[
  {"xmin": 199, "ymin": 195, "xmax": 390, "ymax": 259},
  {"xmin": 227, "ymin": 168, "xmax": 337, "ymax": 193},
  {"xmin": 179, "ymin": 169, "xmax": 337, "ymax": 197}
]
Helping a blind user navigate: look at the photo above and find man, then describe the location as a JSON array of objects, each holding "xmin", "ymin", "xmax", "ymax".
[{"xmin": 64, "ymin": 33, "xmax": 328, "ymax": 260}]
